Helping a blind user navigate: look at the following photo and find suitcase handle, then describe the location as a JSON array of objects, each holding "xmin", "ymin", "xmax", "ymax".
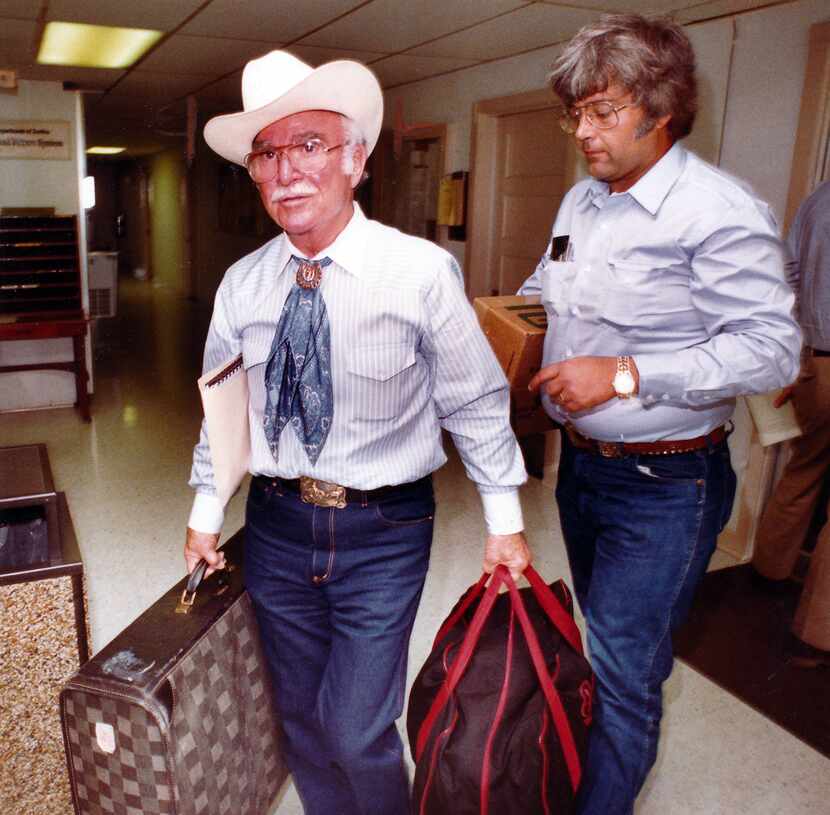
[{"xmin": 176, "ymin": 551, "xmax": 233, "ymax": 614}]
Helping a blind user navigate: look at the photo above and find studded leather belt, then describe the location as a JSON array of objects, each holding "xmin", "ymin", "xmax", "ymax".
[
  {"xmin": 253, "ymin": 474, "xmax": 431, "ymax": 508},
  {"xmin": 564, "ymin": 424, "xmax": 727, "ymax": 458}
]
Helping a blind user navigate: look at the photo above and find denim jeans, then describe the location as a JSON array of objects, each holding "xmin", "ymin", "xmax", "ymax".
[
  {"xmin": 555, "ymin": 435, "xmax": 736, "ymax": 815},
  {"xmin": 244, "ymin": 476, "xmax": 435, "ymax": 815}
]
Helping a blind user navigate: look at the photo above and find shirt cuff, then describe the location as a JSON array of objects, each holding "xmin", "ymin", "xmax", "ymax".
[
  {"xmin": 188, "ymin": 492, "xmax": 225, "ymax": 535},
  {"xmin": 632, "ymin": 352, "xmax": 684, "ymax": 403},
  {"xmin": 479, "ymin": 489, "xmax": 524, "ymax": 536}
]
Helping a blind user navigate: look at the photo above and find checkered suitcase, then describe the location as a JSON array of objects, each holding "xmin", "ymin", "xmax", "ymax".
[{"xmin": 59, "ymin": 530, "xmax": 287, "ymax": 815}]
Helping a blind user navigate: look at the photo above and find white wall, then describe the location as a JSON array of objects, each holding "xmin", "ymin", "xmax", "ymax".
[
  {"xmin": 0, "ymin": 80, "xmax": 87, "ymax": 412},
  {"xmin": 384, "ymin": 0, "xmax": 829, "ymax": 263},
  {"xmin": 719, "ymin": 0, "xmax": 829, "ymax": 223}
]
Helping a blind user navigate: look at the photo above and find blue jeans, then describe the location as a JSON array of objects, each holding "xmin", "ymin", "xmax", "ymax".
[
  {"xmin": 244, "ymin": 476, "xmax": 435, "ymax": 815},
  {"xmin": 556, "ymin": 435, "xmax": 736, "ymax": 815}
]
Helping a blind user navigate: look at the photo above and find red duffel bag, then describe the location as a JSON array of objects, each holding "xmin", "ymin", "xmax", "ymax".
[{"xmin": 407, "ymin": 565, "xmax": 593, "ymax": 815}]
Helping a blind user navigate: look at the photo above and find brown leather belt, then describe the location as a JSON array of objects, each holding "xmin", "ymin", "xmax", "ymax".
[
  {"xmin": 253, "ymin": 474, "xmax": 431, "ymax": 508},
  {"xmin": 565, "ymin": 424, "xmax": 727, "ymax": 458},
  {"xmin": 810, "ymin": 347, "xmax": 830, "ymax": 358}
]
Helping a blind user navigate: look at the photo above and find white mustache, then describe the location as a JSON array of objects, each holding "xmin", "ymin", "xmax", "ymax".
[{"xmin": 270, "ymin": 183, "xmax": 318, "ymax": 203}]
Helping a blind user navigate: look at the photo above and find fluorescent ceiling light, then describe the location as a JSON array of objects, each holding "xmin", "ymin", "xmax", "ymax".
[
  {"xmin": 38, "ymin": 21, "xmax": 163, "ymax": 69},
  {"xmin": 87, "ymin": 146, "xmax": 127, "ymax": 155}
]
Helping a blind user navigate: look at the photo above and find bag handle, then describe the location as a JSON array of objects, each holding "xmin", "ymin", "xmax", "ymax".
[
  {"xmin": 415, "ymin": 566, "xmax": 582, "ymax": 792},
  {"xmin": 432, "ymin": 566, "xmax": 583, "ymax": 657},
  {"xmin": 523, "ymin": 565, "xmax": 584, "ymax": 656}
]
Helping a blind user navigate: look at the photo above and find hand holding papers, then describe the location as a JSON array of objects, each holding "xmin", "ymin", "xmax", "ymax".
[
  {"xmin": 197, "ymin": 355, "xmax": 250, "ymax": 506},
  {"xmin": 744, "ymin": 390, "xmax": 802, "ymax": 447}
]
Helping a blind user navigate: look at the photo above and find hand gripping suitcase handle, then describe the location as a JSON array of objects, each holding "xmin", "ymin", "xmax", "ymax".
[
  {"xmin": 415, "ymin": 565, "xmax": 583, "ymax": 792},
  {"xmin": 176, "ymin": 552, "xmax": 233, "ymax": 614}
]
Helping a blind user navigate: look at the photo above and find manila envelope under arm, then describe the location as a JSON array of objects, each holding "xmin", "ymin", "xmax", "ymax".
[{"xmin": 197, "ymin": 355, "xmax": 251, "ymax": 506}]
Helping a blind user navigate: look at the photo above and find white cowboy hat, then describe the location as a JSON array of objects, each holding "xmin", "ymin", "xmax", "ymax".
[{"xmin": 204, "ymin": 50, "xmax": 384, "ymax": 166}]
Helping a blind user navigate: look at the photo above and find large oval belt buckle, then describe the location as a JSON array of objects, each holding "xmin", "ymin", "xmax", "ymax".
[
  {"xmin": 297, "ymin": 261, "xmax": 322, "ymax": 289},
  {"xmin": 299, "ymin": 476, "xmax": 347, "ymax": 508}
]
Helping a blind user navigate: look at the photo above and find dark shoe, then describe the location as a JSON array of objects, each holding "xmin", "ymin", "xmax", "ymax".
[{"xmin": 787, "ymin": 636, "xmax": 830, "ymax": 669}]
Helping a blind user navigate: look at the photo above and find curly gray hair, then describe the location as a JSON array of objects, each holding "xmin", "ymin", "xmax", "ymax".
[{"xmin": 549, "ymin": 14, "xmax": 697, "ymax": 141}]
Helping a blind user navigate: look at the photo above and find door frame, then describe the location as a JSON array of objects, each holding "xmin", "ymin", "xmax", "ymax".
[
  {"xmin": 371, "ymin": 124, "xmax": 447, "ymax": 231},
  {"xmin": 467, "ymin": 88, "xmax": 558, "ymax": 298},
  {"xmin": 785, "ymin": 20, "xmax": 830, "ymax": 230}
]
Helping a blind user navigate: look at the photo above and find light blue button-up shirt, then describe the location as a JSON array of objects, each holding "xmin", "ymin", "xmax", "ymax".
[{"xmin": 518, "ymin": 143, "xmax": 802, "ymax": 442}]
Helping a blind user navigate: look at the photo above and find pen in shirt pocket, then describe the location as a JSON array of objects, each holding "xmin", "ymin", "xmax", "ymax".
[{"xmin": 550, "ymin": 234, "xmax": 574, "ymax": 261}]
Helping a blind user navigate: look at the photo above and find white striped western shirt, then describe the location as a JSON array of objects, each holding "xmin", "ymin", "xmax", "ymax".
[{"xmin": 188, "ymin": 205, "xmax": 527, "ymax": 535}]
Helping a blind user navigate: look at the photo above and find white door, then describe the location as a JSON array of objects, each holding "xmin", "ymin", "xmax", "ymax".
[{"xmin": 491, "ymin": 107, "xmax": 571, "ymax": 295}]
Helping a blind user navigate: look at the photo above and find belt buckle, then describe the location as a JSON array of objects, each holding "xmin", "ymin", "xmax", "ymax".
[
  {"xmin": 597, "ymin": 441, "xmax": 622, "ymax": 458},
  {"xmin": 299, "ymin": 476, "xmax": 347, "ymax": 509}
]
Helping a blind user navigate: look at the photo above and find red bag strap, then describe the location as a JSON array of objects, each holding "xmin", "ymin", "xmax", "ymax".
[
  {"xmin": 415, "ymin": 571, "xmax": 504, "ymax": 760},
  {"xmin": 501, "ymin": 567, "xmax": 582, "ymax": 792},
  {"xmin": 431, "ymin": 572, "xmax": 489, "ymax": 649},
  {"xmin": 415, "ymin": 566, "xmax": 583, "ymax": 793},
  {"xmin": 523, "ymin": 565, "xmax": 584, "ymax": 656}
]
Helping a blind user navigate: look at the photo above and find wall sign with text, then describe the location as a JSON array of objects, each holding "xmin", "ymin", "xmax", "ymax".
[{"xmin": 0, "ymin": 120, "xmax": 71, "ymax": 160}]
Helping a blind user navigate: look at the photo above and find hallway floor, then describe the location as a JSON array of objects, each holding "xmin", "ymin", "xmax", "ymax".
[{"xmin": 1, "ymin": 278, "xmax": 827, "ymax": 814}]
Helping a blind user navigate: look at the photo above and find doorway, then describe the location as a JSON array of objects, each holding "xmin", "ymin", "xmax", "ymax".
[
  {"xmin": 372, "ymin": 124, "xmax": 446, "ymax": 241},
  {"xmin": 467, "ymin": 89, "xmax": 579, "ymax": 298}
]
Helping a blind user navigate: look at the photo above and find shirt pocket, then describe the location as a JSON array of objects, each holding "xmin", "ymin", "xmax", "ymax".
[
  {"xmin": 542, "ymin": 259, "xmax": 606, "ymax": 320},
  {"xmin": 599, "ymin": 260, "xmax": 690, "ymax": 339},
  {"xmin": 540, "ymin": 260, "xmax": 578, "ymax": 318},
  {"xmin": 347, "ymin": 342, "xmax": 421, "ymax": 419}
]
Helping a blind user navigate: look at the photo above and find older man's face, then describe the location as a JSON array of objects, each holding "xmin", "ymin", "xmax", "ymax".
[{"xmin": 253, "ymin": 110, "xmax": 366, "ymax": 256}]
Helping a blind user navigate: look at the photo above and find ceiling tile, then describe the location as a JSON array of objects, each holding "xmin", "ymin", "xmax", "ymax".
[
  {"xmin": 286, "ymin": 44, "xmax": 388, "ymax": 67},
  {"xmin": 674, "ymin": 0, "xmax": 773, "ymax": 24},
  {"xmin": 192, "ymin": 72, "xmax": 244, "ymax": 113},
  {"xmin": 370, "ymin": 54, "xmax": 479, "ymax": 88},
  {"xmin": 408, "ymin": 3, "xmax": 597, "ymax": 61},
  {"xmin": 181, "ymin": 0, "xmax": 363, "ymax": 43},
  {"xmin": 85, "ymin": 93, "xmax": 159, "ymax": 122},
  {"xmin": 300, "ymin": 0, "xmax": 530, "ymax": 53},
  {"xmin": 108, "ymin": 70, "xmax": 210, "ymax": 100},
  {"xmin": 138, "ymin": 34, "xmax": 281, "ymax": 76},
  {"xmin": 46, "ymin": 0, "xmax": 207, "ymax": 32},
  {"xmin": 0, "ymin": 2, "xmax": 40, "ymax": 20},
  {"xmin": 534, "ymin": 0, "xmax": 692, "ymax": 12},
  {"xmin": 0, "ymin": 17, "xmax": 37, "ymax": 62}
]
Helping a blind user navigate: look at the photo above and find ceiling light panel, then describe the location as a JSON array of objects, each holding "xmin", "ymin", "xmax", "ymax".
[{"xmin": 37, "ymin": 21, "xmax": 163, "ymax": 69}]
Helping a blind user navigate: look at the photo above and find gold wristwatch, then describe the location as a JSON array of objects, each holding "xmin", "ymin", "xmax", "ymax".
[{"xmin": 612, "ymin": 356, "xmax": 636, "ymax": 399}]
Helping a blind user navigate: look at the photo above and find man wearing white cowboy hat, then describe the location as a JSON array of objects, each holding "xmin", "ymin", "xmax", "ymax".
[{"xmin": 184, "ymin": 50, "xmax": 531, "ymax": 814}]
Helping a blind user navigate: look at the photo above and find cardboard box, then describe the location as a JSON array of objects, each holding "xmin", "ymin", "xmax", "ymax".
[
  {"xmin": 473, "ymin": 295, "xmax": 556, "ymax": 435},
  {"xmin": 473, "ymin": 296, "xmax": 547, "ymax": 388}
]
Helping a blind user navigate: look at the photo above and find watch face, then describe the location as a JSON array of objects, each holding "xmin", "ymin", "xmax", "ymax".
[{"xmin": 613, "ymin": 370, "xmax": 636, "ymax": 395}]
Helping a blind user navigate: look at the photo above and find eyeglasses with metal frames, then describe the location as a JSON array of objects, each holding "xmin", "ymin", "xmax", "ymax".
[
  {"xmin": 243, "ymin": 138, "xmax": 345, "ymax": 183},
  {"xmin": 558, "ymin": 101, "xmax": 630, "ymax": 135}
]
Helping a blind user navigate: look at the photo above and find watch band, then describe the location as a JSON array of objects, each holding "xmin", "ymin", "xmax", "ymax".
[{"xmin": 613, "ymin": 355, "xmax": 636, "ymax": 399}]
